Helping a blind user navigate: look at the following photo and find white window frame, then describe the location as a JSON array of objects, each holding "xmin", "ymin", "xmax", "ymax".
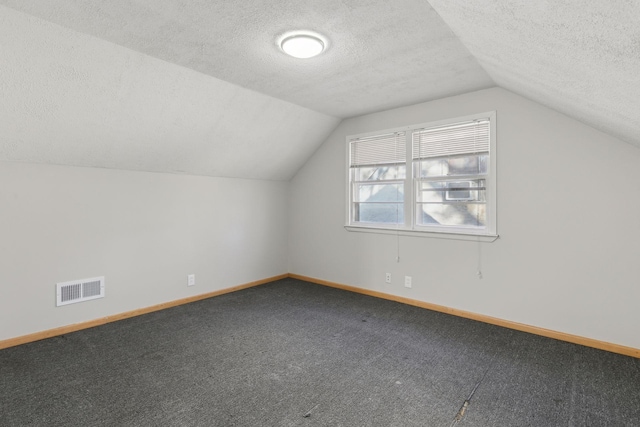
[{"xmin": 345, "ymin": 111, "xmax": 497, "ymax": 242}]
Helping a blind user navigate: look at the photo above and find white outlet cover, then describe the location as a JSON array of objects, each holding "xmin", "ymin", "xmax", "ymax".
[
  {"xmin": 188, "ymin": 274, "xmax": 195, "ymax": 286},
  {"xmin": 404, "ymin": 276, "xmax": 412, "ymax": 288},
  {"xmin": 385, "ymin": 273, "xmax": 391, "ymax": 284}
]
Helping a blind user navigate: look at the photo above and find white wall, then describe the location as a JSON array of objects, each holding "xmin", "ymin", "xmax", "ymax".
[
  {"xmin": 0, "ymin": 162, "xmax": 288, "ymax": 341},
  {"xmin": 289, "ymin": 87, "xmax": 640, "ymax": 349}
]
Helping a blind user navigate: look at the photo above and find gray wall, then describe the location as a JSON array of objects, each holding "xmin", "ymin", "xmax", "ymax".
[
  {"xmin": 288, "ymin": 87, "xmax": 640, "ymax": 349},
  {"xmin": 0, "ymin": 163, "xmax": 288, "ymax": 341}
]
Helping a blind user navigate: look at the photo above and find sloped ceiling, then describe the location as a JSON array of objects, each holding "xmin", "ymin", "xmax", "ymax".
[
  {"xmin": 0, "ymin": 5, "xmax": 339, "ymax": 180},
  {"xmin": 427, "ymin": 0, "xmax": 640, "ymax": 148},
  {"xmin": 1, "ymin": 1, "xmax": 638, "ymax": 181}
]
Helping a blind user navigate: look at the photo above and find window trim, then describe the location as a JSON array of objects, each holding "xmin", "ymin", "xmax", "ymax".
[{"xmin": 345, "ymin": 111, "xmax": 498, "ymax": 240}]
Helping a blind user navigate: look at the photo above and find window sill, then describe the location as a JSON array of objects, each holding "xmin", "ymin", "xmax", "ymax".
[{"xmin": 344, "ymin": 225, "xmax": 499, "ymax": 242}]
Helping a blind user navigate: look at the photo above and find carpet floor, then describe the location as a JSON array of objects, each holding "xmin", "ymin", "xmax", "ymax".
[{"xmin": 1, "ymin": 278, "xmax": 639, "ymax": 426}]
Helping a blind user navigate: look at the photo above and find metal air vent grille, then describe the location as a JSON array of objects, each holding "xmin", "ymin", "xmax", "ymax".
[{"xmin": 56, "ymin": 276, "xmax": 105, "ymax": 307}]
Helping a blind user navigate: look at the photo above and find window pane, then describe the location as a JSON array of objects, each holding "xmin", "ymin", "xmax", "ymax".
[
  {"xmin": 354, "ymin": 165, "xmax": 406, "ymax": 181},
  {"xmin": 354, "ymin": 203, "xmax": 404, "ymax": 224},
  {"xmin": 355, "ymin": 183, "xmax": 403, "ymax": 203},
  {"xmin": 416, "ymin": 203, "xmax": 486, "ymax": 228},
  {"xmin": 353, "ymin": 182, "xmax": 404, "ymax": 224},
  {"xmin": 417, "ymin": 154, "xmax": 488, "ymax": 178},
  {"xmin": 448, "ymin": 155, "xmax": 488, "ymax": 175}
]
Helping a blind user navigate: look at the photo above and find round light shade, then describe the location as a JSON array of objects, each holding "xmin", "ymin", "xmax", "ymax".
[{"xmin": 281, "ymin": 34, "xmax": 325, "ymax": 59}]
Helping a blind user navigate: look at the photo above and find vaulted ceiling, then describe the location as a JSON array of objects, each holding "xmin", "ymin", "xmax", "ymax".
[
  {"xmin": 428, "ymin": 0, "xmax": 640, "ymax": 150},
  {"xmin": 1, "ymin": 1, "xmax": 638, "ymax": 180}
]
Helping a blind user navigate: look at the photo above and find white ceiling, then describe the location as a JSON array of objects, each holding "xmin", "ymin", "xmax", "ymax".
[
  {"xmin": 428, "ymin": 0, "xmax": 640, "ymax": 149},
  {"xmin": 1, "ymin": 1, "xmax": 638, "ymax": 180},
  {"xmin": 0, "ymin": 5, "xmax": 339, "ymax": 180},
  {"xmin": 0, "ymin": 0, "xmax": 494, "ymax": 118}
]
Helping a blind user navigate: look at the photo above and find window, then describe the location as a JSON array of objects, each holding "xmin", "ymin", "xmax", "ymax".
[
  {"xmin": 349, "ymin": 132, "xmax": 406, "ymax": 225},
  {"xmin": 347, "ymin": 112, "xmax": 496, "ymax": 238}
]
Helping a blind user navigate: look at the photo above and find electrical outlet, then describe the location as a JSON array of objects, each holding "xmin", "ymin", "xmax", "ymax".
[
  {"xmin": 187, "ymin": 274, "xmax": 195, "ymax": 287},
  {"xmin": 385, "ymin": 273, "xmax": 391, "ymax": 284},
  {"xmin": 404, "ymin": 276, "xmax": 412, "ymax": 288}
]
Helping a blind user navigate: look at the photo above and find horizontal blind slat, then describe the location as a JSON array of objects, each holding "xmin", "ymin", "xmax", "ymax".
[
  {"xmin": 350, "ymin": 132, "xmax": 406, "ymax": 167},
  {"xmin": 412, "ymin": 120, "xmax": 490, "ymax": 159}
]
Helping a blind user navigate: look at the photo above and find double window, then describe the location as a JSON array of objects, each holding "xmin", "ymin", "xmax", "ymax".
[{"xmin": 347, "ymin": 112, "xmax": 496, "ymax": 237}]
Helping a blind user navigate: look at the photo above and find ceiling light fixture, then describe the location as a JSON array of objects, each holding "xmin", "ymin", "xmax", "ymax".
[{"xmin": 280, "ymin": 33, "xmax": 326, "ymax": 59}]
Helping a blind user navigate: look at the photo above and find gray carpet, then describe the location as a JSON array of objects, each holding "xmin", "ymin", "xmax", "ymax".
[{"xmin": 1, "ymin": 278, "xmax": 639, "ymax": 426}]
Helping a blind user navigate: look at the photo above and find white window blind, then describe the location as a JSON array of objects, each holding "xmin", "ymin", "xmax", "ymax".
[
  {"xmin": 412, "ymin": 119, "xmax": 490, "ymax": 160},
  {"xmin": 350, "ymin": 132, "xmax": 406, "ymax": 167}
]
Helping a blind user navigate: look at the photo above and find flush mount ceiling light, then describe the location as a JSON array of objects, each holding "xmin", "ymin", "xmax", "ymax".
[{"xmin": 280, "ymin": 32, "xmax": 326, "ymax": 59}]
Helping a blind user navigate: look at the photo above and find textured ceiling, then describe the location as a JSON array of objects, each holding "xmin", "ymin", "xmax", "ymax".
[
  {"xmin": 1, "ymin": 1, "xmax": 638, "ymax": 181},
  {"xmin": 428, "ymin": 0, "xmax": 640, "ymax": 147},
  {"xmin": 0, "ymin": 6, "xmax": 339, "ymax": 180},
  {"xmin": 0, "ymin": 0, "xmax": 494, "ymax": 118}
]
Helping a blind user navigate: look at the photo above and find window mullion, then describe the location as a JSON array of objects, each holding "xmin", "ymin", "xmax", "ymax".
[
  {"xmin": 416, "ymin": 174, "xmax": 487, "ymax": 183},
  {"xmin": 405, "ymin": 132, "xmax": 413, "ymax": 229},
  {"xmin": 352, "ymin": 178, "xmax": 406, "ymax": 184}
]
